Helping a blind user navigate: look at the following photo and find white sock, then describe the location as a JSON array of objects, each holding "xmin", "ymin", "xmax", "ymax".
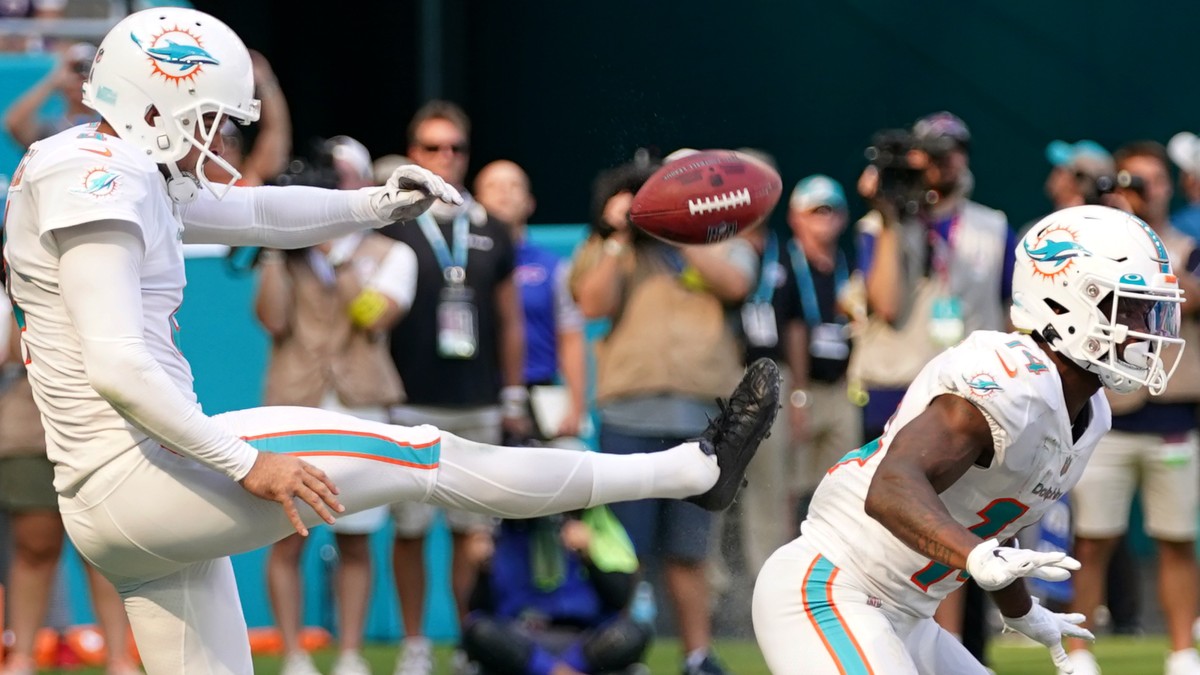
[{"xmin": 430, "ymin": 435, "xmax": 718, "ymax": 518}]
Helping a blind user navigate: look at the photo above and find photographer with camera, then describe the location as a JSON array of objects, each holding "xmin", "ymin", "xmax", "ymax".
[
  {"xmin": 1045, "ymin": 140, "xmax": 1117, "ymax": 208},
  {"xmin": 852, "ymin": 111, "xmax": 1014, "ymax": 438},
  {"xmin": 1024, "ymin": 139, "xmax": 1146, "ymax": 239},
  {"xmin": 256, "ymin": 135, "xmax": 418, "ymax": 675},
  {"xmin": 850, "ymin": 111, "xmax": 1014, "ymax": 667},
  {"xmin": 1063, "ymin": 140, "xmax": 1200, "ymax": 675}
]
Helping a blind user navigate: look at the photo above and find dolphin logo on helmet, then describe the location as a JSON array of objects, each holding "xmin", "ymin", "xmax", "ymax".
[
  {"xmin": 131, "ymin": 32, "xmax": 220, "ymax": 72},
  {"xmin": 1023, "ymin": 238, "xmax": 1091, "ymax": 268}
]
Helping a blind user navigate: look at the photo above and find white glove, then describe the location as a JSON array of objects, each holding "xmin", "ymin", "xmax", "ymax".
[
  {"xmin": 965, "ymin": 538, "xmax": 1081, "ymax": 591},
  {"xmin": 1001, "ymin": 597, "xmax": 1094, "ymax": 673},
  {"xmin": 368, "ymin": 165, "xmax": 463, "ymax": 222}
]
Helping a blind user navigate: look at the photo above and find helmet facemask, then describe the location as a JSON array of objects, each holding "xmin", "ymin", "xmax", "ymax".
[
  {"xmin": 1085, "ymin": 281, "xmax": 1184, "ymax": 394},
  {"xmin": 162, "ymin": 101, "xmax": 259, "ymax": 203}
]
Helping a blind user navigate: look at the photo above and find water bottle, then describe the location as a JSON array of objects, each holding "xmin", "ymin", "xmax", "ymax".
[{"xmin": 630, "ymin": 580, "xmax": 657, "ymax": 628}]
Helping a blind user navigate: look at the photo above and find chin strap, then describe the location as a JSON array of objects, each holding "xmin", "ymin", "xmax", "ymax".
[{"xmin": 164, "ymin": 161, "xmax": 199, "ymax": 205}]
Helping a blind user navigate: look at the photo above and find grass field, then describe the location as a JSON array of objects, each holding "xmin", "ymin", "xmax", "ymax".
[{"xmin": 41, "ymin": 635, "xmax": 1183, "ymax": 674}]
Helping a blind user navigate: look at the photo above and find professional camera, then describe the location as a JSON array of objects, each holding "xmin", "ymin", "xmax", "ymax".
[
  {"xmin": 1079, "ymin": 169, "xmax": 1146, "ymax": 205},
  {"xmin": 270, "ymin": 138, "xmax": 340, "ymax": 190},
  {"xmin": 864, "ymin": 129, "xmax": 928, "ymax": 216}
]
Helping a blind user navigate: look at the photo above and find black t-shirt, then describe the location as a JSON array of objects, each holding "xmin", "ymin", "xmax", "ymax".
[
  {"xmin": 760, "ymin": 239, "xmax": 853, "ymax": 384},
  {"xmin": 380, "ymin": 208, "xmax": 516, "ymax": 406}
]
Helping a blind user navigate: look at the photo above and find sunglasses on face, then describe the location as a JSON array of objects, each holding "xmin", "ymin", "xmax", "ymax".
[{"xmin": 418, "ymin": 142, "xmax": 468, "ymax": 155}]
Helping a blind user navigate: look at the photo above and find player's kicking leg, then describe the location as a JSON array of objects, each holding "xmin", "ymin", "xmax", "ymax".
[
  {"xmin": 426, "ymin": 357, "xmax": 782, "ymax": 517},
  {"xmin": 64, "ymin": 360, "xmax": 780, "ymax": 674}
]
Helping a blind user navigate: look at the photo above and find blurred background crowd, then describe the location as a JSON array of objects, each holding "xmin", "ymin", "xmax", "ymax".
[{"xmin": 4, "ymin": 1, "xmax": 1200, "ymax": 675}]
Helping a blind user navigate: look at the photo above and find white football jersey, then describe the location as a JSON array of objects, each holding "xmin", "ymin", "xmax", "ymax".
[
  {"xmin": 801, "ymin": 330, "xmax": 1111, "ymax": 618},
  {"xmin": 3, "ymin": 123, "xmax": 194, "ymax": 492}
]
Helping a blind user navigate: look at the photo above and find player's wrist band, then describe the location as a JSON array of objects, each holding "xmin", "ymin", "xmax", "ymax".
[
  {"xmin": 348, "ymin": 289, "xmax": 388, "ymax": 329},
  {"xmin": 789, "ymin": 389, "xmax": 810, "ymax": 408},
  {"xmin": 500, "ymin": 386, "xmax": 529, "ymax": 418}
]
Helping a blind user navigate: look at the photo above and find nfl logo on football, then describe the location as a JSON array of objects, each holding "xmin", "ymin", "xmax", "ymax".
[{"xmin": 705, "ymin": 221, "xmax": 738, "ymax": 243}]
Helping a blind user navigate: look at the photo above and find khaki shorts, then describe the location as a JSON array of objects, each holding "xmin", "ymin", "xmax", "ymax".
[
  {"xmin": 0, "ymin": 454, "xmax": 58, "ymax": 512},
  {"xmin": 1072, "ymin": 429, "xmax": 1199, "ymax": 541}
]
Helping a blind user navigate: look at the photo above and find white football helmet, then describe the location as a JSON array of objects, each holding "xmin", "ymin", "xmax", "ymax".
[
  {"xmin": 1012, "ymin": 205, "xmax": 1185, "ymax": 394},
  {"xmin": 82, "ymin": 7, "xmax": 260, "ymax": 202}
]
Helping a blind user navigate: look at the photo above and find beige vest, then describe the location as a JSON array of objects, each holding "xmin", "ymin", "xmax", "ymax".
[
  {"xmin": 579, "ymin": 238, "xmax": 744, "ymax": 403},
  {"xmin": 263, "ymin": 234, "xmax": 405, "ymax": 408}
]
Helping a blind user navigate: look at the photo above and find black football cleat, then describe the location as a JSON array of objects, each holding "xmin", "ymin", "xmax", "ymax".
[{"xmin": 687, "ymin": 357, "xmax": 782, "ymax": 511}]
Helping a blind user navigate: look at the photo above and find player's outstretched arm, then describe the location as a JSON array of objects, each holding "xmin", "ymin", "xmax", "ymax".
[
  {"xmin": 863, "ymin": 393, "xmax": 995, "ymax": 570},
  {"xmin": 865, "ymin": 394, "xmax": 1081, "ymax": 590},
  {"xmin": 178, "ymin": 165, "xmax": 462, "ymax": 249},
  {"xmin": 55, "ymin": 220, "xmax": 342, "ymax": 534}
]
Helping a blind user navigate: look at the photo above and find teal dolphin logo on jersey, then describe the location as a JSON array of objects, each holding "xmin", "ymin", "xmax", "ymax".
[
  {"xmin": 131, "ymin": 26, "xmax": 218, "ymax": 83},
  {"xmin": 1023, "ymin": 238, "xmax": 1090, "ymax": 267},
  {"xmin": 965, "ymin": 373, "xmax": 1003, "ymax": 397},
  {"xmin": 71, "ymin": 168, "xmax": 119, "ymax": 197}
]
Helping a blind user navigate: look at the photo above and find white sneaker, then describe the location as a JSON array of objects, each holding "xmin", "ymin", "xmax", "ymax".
[
  {"xmin": 450, "ymin": 649, "xmax": 478, "ymax": 675},
  {"xmin": 332, "ymin": 651, "xmax": 372, "ymax": 675},
  {"xmin": 1167, "ymin": 648, "xmax": 1200, "ymax": 675},
  {"xmin": 281, "ymin": 651, "xmax": 322, "ymax": 675},
  {"xmin": 1058, "ymin": 650, "xmax": 1100, "ymax": 675},
  {"xmin": 394, "ymin": 637, "xmax": 432, "ymax": 675}
]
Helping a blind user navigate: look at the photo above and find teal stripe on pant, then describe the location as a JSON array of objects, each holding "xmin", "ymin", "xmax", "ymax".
[
  {"xmin": 805, "ymin": 555, "xmax": 872, "ymax": 675},
  {"xmin": 245, "ymin": 430, "xmax": 440, "ymax": 467}
]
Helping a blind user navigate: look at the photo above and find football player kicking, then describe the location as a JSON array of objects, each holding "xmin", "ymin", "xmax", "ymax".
[
  {"xmin": 2, "ymin": 8, "xmax": 780, "ymax": 675},
  {"xmin": 753, "ymin": 204, "xmax": 1187, "ymax": 674}
]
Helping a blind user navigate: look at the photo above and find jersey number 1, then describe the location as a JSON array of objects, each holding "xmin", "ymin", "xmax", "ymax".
[{"xmin": 910, "ymin": 498, "xmax": 1030, "ymax": 591}]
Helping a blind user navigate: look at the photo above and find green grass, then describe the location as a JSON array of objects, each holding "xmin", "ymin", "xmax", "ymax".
[{"xmin": 35, "ymin": 635, "xmax": 1181, "ymax": 674}]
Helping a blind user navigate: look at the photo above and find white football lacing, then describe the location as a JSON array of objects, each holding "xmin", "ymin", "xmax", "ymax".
[{"xmin": 688, "ymin": 188, "xmax": 751, "ymax": 216}]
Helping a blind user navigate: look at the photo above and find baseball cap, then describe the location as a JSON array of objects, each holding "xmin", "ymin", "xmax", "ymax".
[
  {"xmin": 327, "ymin": 135, "xmax": 373, "ymax": 182},
  {"xmin": 1045, "ymin": 139, "xmax": 1113, "ymax": 176},
  {"xmin": 1168, "ymin": 132, "xmax": 1200, "ymax": 177},
  {"xmin": 912, "ymin": 111, "xmax": 971, "ymax": 152},
  {"xmin": 65, "ymin": 41, "xmax": 96, "ymax": 63},
  {"xmin": 65, "ymin": 42, "xmax": 97, "ymax": 76},
  {"xmin": 790, "ymin": 174, "xmax": 847, "ymax": 212}
]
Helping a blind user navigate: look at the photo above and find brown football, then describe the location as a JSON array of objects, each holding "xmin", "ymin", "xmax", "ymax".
[{"xmin": 629, "ymin": 149, "xmax": 782, "ymax": 245}]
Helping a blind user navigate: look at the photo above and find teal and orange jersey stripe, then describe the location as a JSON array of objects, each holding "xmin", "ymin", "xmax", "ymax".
[
  {"xmin": 243, "ymin": 429, "xmax": 440, "ymax": 470},
  {"xmin": 802, "ymin": 555, "xmax": 875, "ymax": 675}
]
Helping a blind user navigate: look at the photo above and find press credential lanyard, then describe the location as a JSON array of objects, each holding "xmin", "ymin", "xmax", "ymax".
[
  {"xmin": 751, "ymin": 231, "xmax": 780, "ymax": 303},
  {"xmin": 788, "ymin": 239, "xmax": 848, "ymax": 328},
  {"xmin": 742, "ymin": 232, "xmax": 781, "ymax": 348},
  {"xmin": 419, "ymin": 208, "xmax": 477, "ymax": 359},
  {"xmin": 417, "ymin": 209, "xmax": 470, "ymax": 284}
]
